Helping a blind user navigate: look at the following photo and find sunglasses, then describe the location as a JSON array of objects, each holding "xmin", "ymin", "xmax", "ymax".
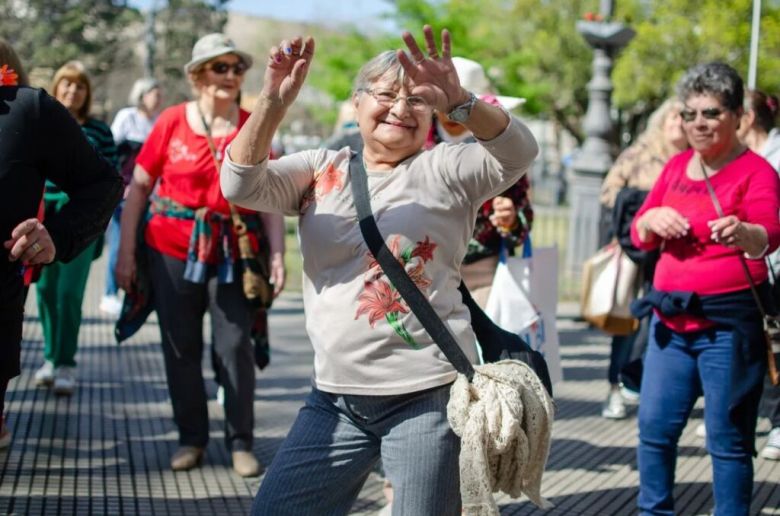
[
  {"xmin": 209, "ymin": 61, "xmax": 248, "ymax": 76},
  {"xmin": 680, "ymin": 107, "xmax": 725, "ymax": 122}
]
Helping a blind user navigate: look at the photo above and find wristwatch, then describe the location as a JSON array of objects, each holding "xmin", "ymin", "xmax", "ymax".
[{"xmin": 447, "ymin": 91, "xmax": 478, "ymax": 123}]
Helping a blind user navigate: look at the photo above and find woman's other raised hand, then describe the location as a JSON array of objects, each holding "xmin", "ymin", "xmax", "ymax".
[
  {"xmin": 262, "ymin": 36, "xmax": 315, "ymax": 107},
  {"xmin": 397, "ymin": 25, "xmax": 469, "ymax": 114}
]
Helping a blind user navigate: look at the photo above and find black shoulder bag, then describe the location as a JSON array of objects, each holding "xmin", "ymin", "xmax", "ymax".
[{"xmin": 349, "ymin": 153, "xmax": 553, "ymax": 396}]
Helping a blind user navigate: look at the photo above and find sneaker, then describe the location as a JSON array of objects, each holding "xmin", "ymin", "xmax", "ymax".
[
  {"xmin": 34, "ymin": 361, "xmax": 55, "ymax": 387},
  {"xmin": 99, "ymin": 294, "xmax": 122, "ymax": 317},
  {"xmin": 760, "ymin": 427, "xmax": 780, "ymax": 460},
  {"xmin": 695, "ymin": 423, "xmax": 707, "ymax": 439},
  {"xmin": 0, "ymin": 416, "xmax": 10, "ymax": 449},
  {"xmin": 53, "ymin": 366, "xmax": 76, "ymax": 396},
  {"xmin": 601, "ymin": 389, "xmax": 627, "ymax": 419}
]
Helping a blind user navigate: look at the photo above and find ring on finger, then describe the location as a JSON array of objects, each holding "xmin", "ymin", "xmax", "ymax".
[{"xmin": 31, "ymin": 242, "xmax": 42, "ymax": 254}]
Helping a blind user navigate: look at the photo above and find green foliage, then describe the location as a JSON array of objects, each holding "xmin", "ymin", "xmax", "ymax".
[
  {"xmin": 314, "ymin": 0, "xmax": 780, "ymax": 144},
  {"xmin": 613, "ymin": 0, "xmax": 780, "ymax": 113},
  {"xmin": 0, "ymin": 0, "xmax": 141, "ymax": 78}
]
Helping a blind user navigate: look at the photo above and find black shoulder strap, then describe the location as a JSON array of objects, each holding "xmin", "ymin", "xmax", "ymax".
[{"xmin": 349, "ymin": 153, "xmax": 476, "ymax": 381}]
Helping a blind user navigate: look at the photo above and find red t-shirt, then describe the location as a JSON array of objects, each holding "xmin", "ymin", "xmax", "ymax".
[
  {"xmin": 136, "ymin": 103, "xmax": 250, "ymax": 260},
  {"xmin": 631, "ymin": 149, "xmax": 780, "ymax": 332}
]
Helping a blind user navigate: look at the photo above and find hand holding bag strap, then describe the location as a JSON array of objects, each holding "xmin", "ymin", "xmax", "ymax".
[
  {"xmin": 699, "ymin": 157, "xmax": 780, "ymax": 384},
  {"xmin": 348, "ymin": 153, "xmax": 476, "ymax": 381}
]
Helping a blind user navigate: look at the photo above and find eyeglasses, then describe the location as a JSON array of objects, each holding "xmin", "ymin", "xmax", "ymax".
[
  {"xmin": 209, "ymin": 61, "xmax": 248, "ymax": 76},
  {"xmin": 680, "ymin": 107, "xmax": 726, "ymax": 122},
  {"xmin": 362, "ymin": 89, "xmax": 430, "ymax": 112}
]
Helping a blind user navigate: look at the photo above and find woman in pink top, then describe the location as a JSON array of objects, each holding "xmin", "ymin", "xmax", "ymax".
[{"xmin": 631, "ymin": 62, "xmax": 780, "ymax": 515}]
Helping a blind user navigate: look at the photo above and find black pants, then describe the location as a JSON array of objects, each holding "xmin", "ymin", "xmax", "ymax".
[
  {"xmin": 761, "ymin": 376, "xmax": 780, "ymax": 428},
  {"xmin": 148, "ymin": 248, "xmax": 255, "ymax": 451}
]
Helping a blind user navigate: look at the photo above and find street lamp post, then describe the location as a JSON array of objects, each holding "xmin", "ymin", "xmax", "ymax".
[{"xmin": 565, "ymin": 0, "xmax": 634, "ymax": 286}]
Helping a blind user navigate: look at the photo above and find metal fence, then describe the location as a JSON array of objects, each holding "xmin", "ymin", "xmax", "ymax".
[{"xmin": 527, "ymin": 204, "xmax": 579, "ymax": 301}]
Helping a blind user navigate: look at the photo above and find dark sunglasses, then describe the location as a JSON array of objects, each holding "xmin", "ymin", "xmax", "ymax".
[
  {"xmin": 209, "ymin": 61, "xmax": 248, "ymax": 76},
  {"xmin": 680, "ymin": 107, "xmax": 725, "ymax": 122}
]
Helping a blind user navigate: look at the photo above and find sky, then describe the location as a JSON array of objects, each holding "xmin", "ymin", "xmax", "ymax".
[{"xmin": 130, "ymin": 0, "xmax": 397, "ymax": 30}]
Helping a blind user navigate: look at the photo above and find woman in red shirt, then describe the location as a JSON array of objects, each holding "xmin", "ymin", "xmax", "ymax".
[
  {"xmin": 115, "ymin": 34, "xmax": 284, "ymax": 477},
  {"xmin": 631, "ymin": 62, "xmax": 780, "ymax": 515}
]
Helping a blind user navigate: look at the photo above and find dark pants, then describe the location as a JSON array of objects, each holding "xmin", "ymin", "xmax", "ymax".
[
  {"xmin": 761, "ymin": 376, "xmax": 780, "ymax": 428},
  {"xmin": 608, "ymin": 333, "xmax": 634, "ymax": 385},
  {"xmin": 148, "ymin": 248, "xmax": 255, "ymax": 451}
]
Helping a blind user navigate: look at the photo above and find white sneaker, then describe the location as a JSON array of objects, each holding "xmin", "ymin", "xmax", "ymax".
[
  {"xmin": 34, "ymin": 361, "xmax": 55, "ymax": 387},
  {"xmin": 760, "ymin": 427, "xmax": 780, "ymax": 460},
  {"xmin": 695, "ymin": 423, "xmax": 707, "ymax": 439},
  {"xmin": 53, "ymin": 366, "xmax": 76, "ymax": 396},
  {"xmin": 601, "ymin": 389, "xmax": 627, "ymax": 419},
  {"xmin": 99, "ymin": 294, "xmax": 122, "ymax": 317}
]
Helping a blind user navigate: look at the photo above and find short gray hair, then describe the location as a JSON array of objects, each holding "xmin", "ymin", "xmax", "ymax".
[
  {"xmin": 676, "ymin": 62, "xmax": 744, "ymax": 111},
  {"xmin": 128, "ymin": 77, "xmax": 160, "ymax": 106},
  {"xmin": 352, "ymin": 50, "xmax": 410, "ymax": 95}
]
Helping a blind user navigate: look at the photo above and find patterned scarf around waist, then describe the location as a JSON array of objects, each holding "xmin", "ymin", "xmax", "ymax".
[{"xmin": 151, "ymin": 197, "xmax": 260, "ymax": 285}]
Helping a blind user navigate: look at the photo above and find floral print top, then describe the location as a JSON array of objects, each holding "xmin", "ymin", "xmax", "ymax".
[{"xmin": 221, "ymin": 117, "xmax": 538, "ymax": 395}]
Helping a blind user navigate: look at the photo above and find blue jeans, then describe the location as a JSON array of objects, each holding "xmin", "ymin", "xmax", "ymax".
[
  {"xmin": 251, "ymin": 385, "xmax": 461, "ymax": 516},
  {"xmin": 104, "ymin": 201, "xmax": 123, "ymax": 296},
  {"xmin": 638, "ymin": 316, "xmax": 757, "ymax": 516}
]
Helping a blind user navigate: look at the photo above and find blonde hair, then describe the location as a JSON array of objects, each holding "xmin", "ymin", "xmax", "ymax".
[
  {"xmin": 0, "ymin": 38, "xmax": 28, "ymax": 86},
  {"xmin": 637, "ymin": 97, "xmax": 684, "ymax": 160},
  {"xmin": 51, "ymin": 61, "xmax": 92, "ymax": 120}
]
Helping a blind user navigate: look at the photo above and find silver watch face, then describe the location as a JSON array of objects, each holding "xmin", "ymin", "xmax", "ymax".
[{"xmin": 448, "ymin": 107, "xmax": 470, "ymax": 123}]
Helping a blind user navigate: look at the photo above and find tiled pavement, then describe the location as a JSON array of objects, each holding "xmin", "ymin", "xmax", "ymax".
[{"xmin": 1, "ymin": 255, "xmax": 779, "ymax": 515}]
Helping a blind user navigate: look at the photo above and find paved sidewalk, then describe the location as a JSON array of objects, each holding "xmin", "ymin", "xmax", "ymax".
[{"xmin": 1, "ymin": 256, "xmax": 779, "ymax": 515}]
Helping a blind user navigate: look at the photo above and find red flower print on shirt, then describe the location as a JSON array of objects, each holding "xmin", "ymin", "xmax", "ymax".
[
  {"xmin": 299, "ymin": 162, "xmax": 345, "ymax": 214},
  {"xmin": 355, "ymin": 234, "xmax": 438, "ymax": 348},
  {"xmin": 410, "ymin": 236, "xmax": 437, "ymax": 263},
  {"xmin": 0, "ymin": 65, "xmax": 19, "ymax": 86},
  {"xmin": 355, "ymin": 280, "xmax": 409, "ymax": 328},
  {"xmin": 315, "ymin": 163, "xmax": 344, "ymax": 197}
]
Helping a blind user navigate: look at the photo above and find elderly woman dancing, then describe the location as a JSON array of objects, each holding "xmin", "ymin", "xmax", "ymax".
[
  {"xmin": 631, "ymin": 62, "xmax": 780, "ymax": 515},
  {"xmin": 222, "ymin": 26, "xmax": 538, "ymax": 515}
]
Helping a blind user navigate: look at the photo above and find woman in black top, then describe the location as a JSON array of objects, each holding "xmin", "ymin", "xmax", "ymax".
[{"xmin": 0, "ymin": 39, "xmax": 122, "ymax": 448}]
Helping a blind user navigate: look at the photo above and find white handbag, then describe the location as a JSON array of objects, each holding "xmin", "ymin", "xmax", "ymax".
[
  {"xmin": 580, "ymin": 240, "xmax": 640, "ymax": 336},
  {"xmin": 485, "ymin": 237, "xmax": 563, "ymax": 386}
]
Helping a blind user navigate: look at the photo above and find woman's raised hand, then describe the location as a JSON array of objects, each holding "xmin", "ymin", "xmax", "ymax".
[
  {"xmin": 397, "ymin": 25, "xmax": 468, "ymax": 113},
  {"xmin": 262, "ymin": 36, "xmax": 315, "ymax": 107}
]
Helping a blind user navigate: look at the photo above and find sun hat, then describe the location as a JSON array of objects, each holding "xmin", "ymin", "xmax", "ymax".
[
  {"xmin": 184, "ymin": 33, "xmax": 253, "ymax": 74},
  {"xmin": 452, "ymin": 57, "xmax": 525, "ymax": 110}
]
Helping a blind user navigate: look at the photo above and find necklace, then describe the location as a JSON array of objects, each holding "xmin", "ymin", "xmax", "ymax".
[{"xmin": 196, "ymin": 102, "xmax": 234, "ymax": 161}]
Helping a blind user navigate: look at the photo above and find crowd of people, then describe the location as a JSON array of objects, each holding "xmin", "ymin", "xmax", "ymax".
[{"xmin": 1, "ymin": 20, "xmax": 780, "ymax": 516}]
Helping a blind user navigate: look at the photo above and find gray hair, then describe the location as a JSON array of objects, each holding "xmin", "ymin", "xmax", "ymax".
[
  {"xmin": 128, "ymin": 77, "xmax": 160, "ymax": 106},
  {"xmin": 676, "ymin": 62, "xmax": 744, "ymax": 111},
  {"xmin": 352, "ymin": 50, "xmax": 410, "ymax": 95}
]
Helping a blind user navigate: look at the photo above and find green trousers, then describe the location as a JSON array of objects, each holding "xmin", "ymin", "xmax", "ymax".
[{"xmin": 35, "ymin": 239, "xmax": 97, "ymax": 368}]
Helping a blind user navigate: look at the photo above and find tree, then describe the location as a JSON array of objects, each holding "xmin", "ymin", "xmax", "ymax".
[
  {"xmin": 0, "ymin": 0, "xmax": 140, "ymax": 84},
  {"xmin": 314, "ymin": 0, "xmax": 780, "ymax": 146},
  {"xmin": 153, "ymin": 0, "xmax": 231, "ymax": 101}
]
